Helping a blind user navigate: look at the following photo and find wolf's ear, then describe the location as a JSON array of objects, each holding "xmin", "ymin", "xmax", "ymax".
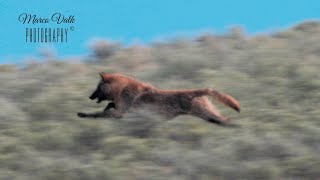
[
  {"xmin": 100, "ymin": 72, "xmax": 112, "ymax": 83},
  {"xmin": 99, "ymin": 72, "xmax": 106, "ymax": 82}
]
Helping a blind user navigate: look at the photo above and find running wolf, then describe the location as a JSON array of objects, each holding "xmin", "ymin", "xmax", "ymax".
[{"xmin": 78, "ymin": 73, "xmax": 240, "ymax": 126}]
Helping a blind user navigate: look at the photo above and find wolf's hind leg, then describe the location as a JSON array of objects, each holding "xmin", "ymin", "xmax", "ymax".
[{"xmin": 189, "ymin": 97, "xmax": 232, "ymax": 126}]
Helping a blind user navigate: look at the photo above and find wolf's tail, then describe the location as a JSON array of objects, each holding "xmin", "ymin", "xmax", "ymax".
[{"xmin": 193, "ymin": 88, "xmax": 240, "ymax": 112}]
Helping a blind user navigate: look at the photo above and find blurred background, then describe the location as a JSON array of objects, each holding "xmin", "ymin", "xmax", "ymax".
[
  {"xmin": 1, "ymin": 1, "xmax": 320, "ymax": 179},
  {"xmin": 1, "ymin": 21, "xmax": 320, "ymax": 179}
]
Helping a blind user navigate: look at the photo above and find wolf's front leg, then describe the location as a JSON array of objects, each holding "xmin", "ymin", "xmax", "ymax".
[
  {"xmin": 77, "ymin": 109, "xmax": 122, "ymax": 119},
  {"xmin": 104, "ymin": 102, "xmax": 116, "ymax": 111}
]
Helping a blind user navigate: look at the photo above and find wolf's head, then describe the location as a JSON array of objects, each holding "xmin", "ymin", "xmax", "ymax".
[{"xmin": 89, "ymin": 72, "xmax": 112, "ymax": 103}]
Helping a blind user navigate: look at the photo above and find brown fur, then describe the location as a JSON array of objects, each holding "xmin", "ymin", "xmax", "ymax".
[{"xmin": 78, "ymin": 72, "xmax": 240, "ymax": 127}]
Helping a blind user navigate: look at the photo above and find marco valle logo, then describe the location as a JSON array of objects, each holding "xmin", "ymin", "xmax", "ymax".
[{"xmin": 18, "ymin": 12, "xmax": 75, "ymax": 43}]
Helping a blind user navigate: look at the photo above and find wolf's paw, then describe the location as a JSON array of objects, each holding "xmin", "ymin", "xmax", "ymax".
[{"xmin": 77, "ymin": 112, "xmax": 87, "ymax": 118}]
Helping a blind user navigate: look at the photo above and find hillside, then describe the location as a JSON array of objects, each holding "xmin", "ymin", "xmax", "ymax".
[{"xmin": 0, "ymin": 21, "xmax": 320, "ymax": 179}]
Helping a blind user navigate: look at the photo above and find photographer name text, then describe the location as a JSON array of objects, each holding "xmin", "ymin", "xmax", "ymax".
[{"xmin": 18, "ymin": 13, "xmax": 75, "ymax": 43}]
